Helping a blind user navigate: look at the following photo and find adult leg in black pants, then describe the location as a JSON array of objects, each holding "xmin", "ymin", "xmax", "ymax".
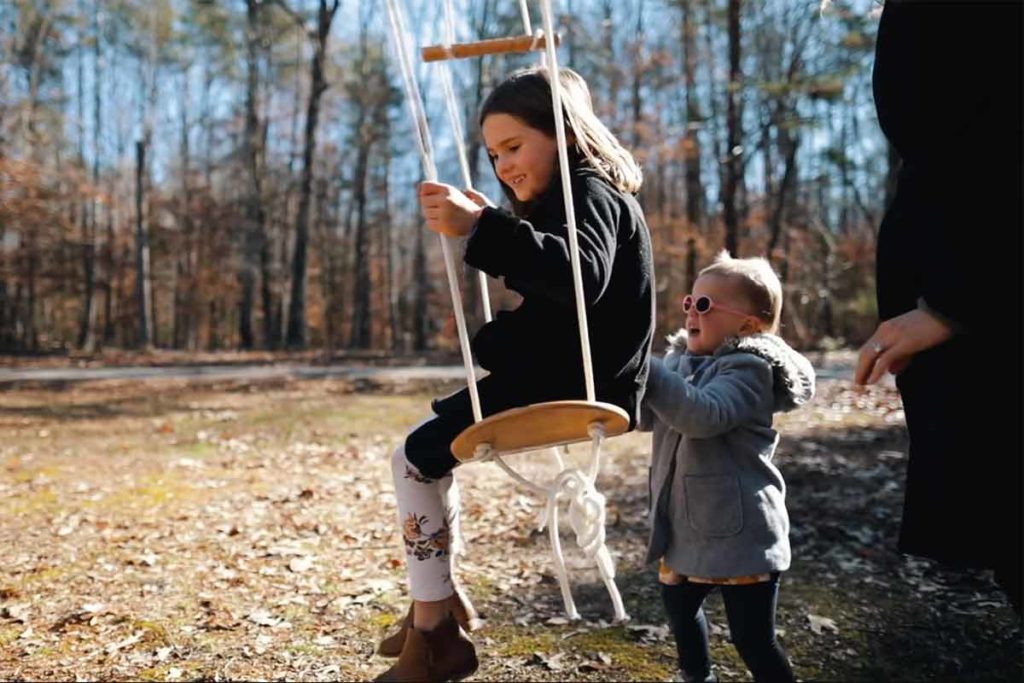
[{"xmin": 720, "ymin": 574, "xmax": 795, "ymax": 683}]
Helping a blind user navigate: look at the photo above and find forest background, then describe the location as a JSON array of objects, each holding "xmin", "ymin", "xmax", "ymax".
[{"xmin": 1, "ymin": 0, "xmax": 887, "ymax": 357}]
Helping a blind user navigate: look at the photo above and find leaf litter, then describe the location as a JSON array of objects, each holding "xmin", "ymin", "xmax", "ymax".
[{"xmin": 0, "ymin": 372, "xmax": 1019, "ymax": 681}]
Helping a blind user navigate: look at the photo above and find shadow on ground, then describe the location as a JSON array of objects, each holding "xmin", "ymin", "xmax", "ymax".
[{"xmin": 454, "ymin": 420, "xmax": 1021, "ymax": 681}]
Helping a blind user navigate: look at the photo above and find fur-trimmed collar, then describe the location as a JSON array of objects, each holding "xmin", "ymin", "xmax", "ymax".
[{"xmin": 666, "ymin": 329, "xmax": 815, "ymax": 411}]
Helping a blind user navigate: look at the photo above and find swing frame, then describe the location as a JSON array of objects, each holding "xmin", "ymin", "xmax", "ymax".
[
  {"xmin": 421, "ymin": 24, "xmax": 619, "ymax": 466},
  {"xmin": 422, "ymin": 32, "xmax": 561, "ymax": 62},
  {"xmin": 385, "ymin": 0, "xmax": 631, "ymax": 623}
]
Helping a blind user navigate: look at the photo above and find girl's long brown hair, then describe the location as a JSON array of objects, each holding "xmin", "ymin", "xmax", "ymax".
[{"xmin": 480, "ymin": 67, "xmax": 642, "ymax": 212}]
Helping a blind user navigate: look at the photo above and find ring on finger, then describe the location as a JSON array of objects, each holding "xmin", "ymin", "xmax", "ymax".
[{"xmin": 871, "ymin": 341, "xmax": 884, "ymax": 354}]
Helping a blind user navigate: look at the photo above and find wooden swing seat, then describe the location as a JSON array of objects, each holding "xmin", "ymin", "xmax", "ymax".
[{"xmin": 450, "ymin": 400, "xmax": 629, "ymax": 463}]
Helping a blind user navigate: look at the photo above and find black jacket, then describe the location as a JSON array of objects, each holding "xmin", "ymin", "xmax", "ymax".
[
  {"xmin": 434, "ymin": 164, "xmax": 655, "ymax": 429},
  {"xmin": 872, "ymin": 0, "xmax": 1022, "ymax": 568},
  {"xmin": 873, "ymin": 0, "xmax": 1021, "ymax": 332}
]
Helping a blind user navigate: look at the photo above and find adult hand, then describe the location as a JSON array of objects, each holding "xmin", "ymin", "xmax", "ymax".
[
  {"xmin": 418, "ymin": 181, "xmax": 484, "ymax": 238},
  {"xmin": 854, "ymin": 308, "xmax": 954, "ymax": 386}
]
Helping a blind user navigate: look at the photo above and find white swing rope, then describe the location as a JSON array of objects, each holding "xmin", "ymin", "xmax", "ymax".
[
  {"xmin": 385, "ymin": 0, "xmax": 483, "ymax": 424},
  {"xmin": 540, "ymin": 0, "xmax": 595, "ymax": 404},
  {"xmin": 441, "ymin": 0, "xmax": 493, "ymax": 324},
  {"xmin": 385, "ymin": 0, "xmax": 626, "ymax": 622},
  {"xmin": 519, "ymin": 0, "xmax": 533, "ymax": 33},
  {"xmin": 537, "ymin": 0, "xmax": 624, "ymax": 621},
  {"xmin": 473, "ymin": 0, "xmax": 624, "ymax": 621},
  {"xmin": 517, "ymin": 0, "xmax": 549, "ymax": 68}
]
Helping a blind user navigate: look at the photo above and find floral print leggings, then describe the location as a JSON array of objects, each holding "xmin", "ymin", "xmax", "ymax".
[{"xmin": 390, "ymin": 437, "xmax": 464, "ymax": 602}]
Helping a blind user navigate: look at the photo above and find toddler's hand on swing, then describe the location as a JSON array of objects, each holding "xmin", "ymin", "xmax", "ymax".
[{"xmin": 419, "ymin": 181, "xmax": 485, "ymax": 238}]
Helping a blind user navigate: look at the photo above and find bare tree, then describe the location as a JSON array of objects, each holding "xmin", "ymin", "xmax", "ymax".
[
  {"xmin": 460, "ymin": 0, "xmax": 496, "ymax": 333},
  {"xmin": 134, "ymin": 2, "xmax": 158, "ymax": 349},
  {"xmin": 722, "ymin": 0, "xmax": 742, "ymax": 256},
  {"xmin": 347, "ymin": 5, "xmax": 393, "ymax": 349},
  {"xmin": 280, "ymin": 0, "xmax": 341, "ymax": 349},
  {"xmin": 680, "ymin": 0, "xmax": 704, "ymax": 231},
  {"xmin": 0, "ymin": 0, "xmax": 896, "ymax": 353},
  {"xmin": 76, "ymin": 0, "xmax": 100, "ymax": 351},
  {"xmin": 239, "ymin": 0, "xmax": 267, "ymax": 349}
]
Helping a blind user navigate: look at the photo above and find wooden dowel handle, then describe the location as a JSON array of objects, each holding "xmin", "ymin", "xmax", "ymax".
[{"xmin": 421, "ymin": 33, "xmax": 561, "ymax": 62}]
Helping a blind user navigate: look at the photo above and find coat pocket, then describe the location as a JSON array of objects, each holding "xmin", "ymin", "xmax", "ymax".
[{"xmin": 683, "ymin": 474, "xmax": 743, "ymax": 537}]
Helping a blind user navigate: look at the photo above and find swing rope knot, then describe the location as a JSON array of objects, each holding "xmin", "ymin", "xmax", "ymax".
[
  {"xmin": 529, "ymin": 28, "xmax": 545, "ymax": 52},
  {"xmin": 562, "ymin": 470, "xmax": 608, "ymax": 559},
  {"xmin": 536, "ymin": 468, "xmax": 607, "ymax": 559},
  {"xmin": 473, "ymin": 443, "xmax": 495, "ymax": 463}
]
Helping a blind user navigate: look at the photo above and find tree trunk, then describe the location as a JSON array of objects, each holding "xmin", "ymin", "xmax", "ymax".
[
  {"xmin": 134, "ymin": 3, "xmax": 159, "ymax": 349},
  {"xmin": 103, "ymin": 186, "xmax": 116, "ymax": 345},
  {"xmin": 702, "ymin": 0, "xmax": 725, "ymax": 235},
  {"xmin": 681, "ymin": 0, "xmax": 703, "ymax": 230},
  {"xmin": 287, "ymin": 0, "xmax": 340, "ymax": 349},
  {"xmin": 768, "ymin": 131, "xmax": 799, "ymax": 258},
  {"xmin": 90, "ymin": 0, "xmax": 103, "ymax": 348},
  {"xmin": 134, "ymin": 140, "xmax": 153, "ymax": 348},
  {"xmin": 566, "ymin": 0, "xmax": 576, "ymax": 66},
  {"xmin": 315, "ymin": 175, "xmax": 336, "ymax": 351},
  {"xmin": 460, "ymin": 0, "xmax": 495, "ymax": 332},
  {"xmin": 685, "ymin": 236, "xmax": 698, "ymax": 295},
  {"xmin": 837, "ymin": 102, "xmax": 850, "ymax": 234},
  {"xmin": 239, "ymin": 0, "xmax": 266, "ymax": 350},
  {"xmin": 412, "ymin": 214, "xmax": 428, "ymax": 351},
  {"xmin": 201, "ymin": 62, "xmax": 214, "ymax": 188},
  {"xmin": 3, "ymin": 8, "xmax": 50, "ymax": 349},
  {"xmin": 77, "ymin": 212, "xmax": 97, "ymax": 350},
  {"xmin": 76, "ymin": 0, "xmax": 97, "ymax": 351},
  {"xmin": 178, "ymin": 68, "xmax": 197, "ymax": 350},
  {"xmin": 465, "ymin": 0, "xmax": 493, "ymax": 189},
  {"xmin": 349, "ymin": 143, "xmax": 372, "ymax": 349},
  {"xmin": 630, "ymin": 1, "xmax": 645, "ymax": 150},
  {"xmin": 26, "ymin": 246, "xmax": 38, "ymax": 351},
  {"xmin": 601, "ymin": 0, "xmax": 620, "ymax": 125},
  {"xmin": 0, "ymin": 279, "xmax": 8, "ymax": 349},
  {"xmin": 208, "ymin": 300, "xmax": 219, "ymax": 350},
  {"xmin": 723, "ymin": 0, "xmax": 742, "ymax": 256},
  {"xmin": 383, "ymin": 168, "xmax": 400, "ymax": 353}
]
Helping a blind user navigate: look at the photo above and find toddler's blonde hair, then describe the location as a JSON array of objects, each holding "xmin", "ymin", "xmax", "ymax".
[{"xmin": 699, "ymin": 250, "xmax": 783, "ymax": 334}]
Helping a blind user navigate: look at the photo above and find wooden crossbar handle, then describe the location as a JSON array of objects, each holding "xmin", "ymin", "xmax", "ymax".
[{"xmin": 422, "ymin": 33, "xmax": 561, "ymax": 63}]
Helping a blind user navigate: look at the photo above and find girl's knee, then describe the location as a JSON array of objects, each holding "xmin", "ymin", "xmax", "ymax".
[
  {"xmin": 394, "ymin": 438, "xmax": 451, "ymax": 483},
  {"xmin": 404, "ymin": 434, "xmax": 457, "ymax": 481},
  {"xmin": 391, "ymin": 445, "xmax": 409, "ymax": 480}
]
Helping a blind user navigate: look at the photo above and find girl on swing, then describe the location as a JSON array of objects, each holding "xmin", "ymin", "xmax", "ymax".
[{"xmin": 375, "ymin": 66, "xmax": 655, "ymax": 682}]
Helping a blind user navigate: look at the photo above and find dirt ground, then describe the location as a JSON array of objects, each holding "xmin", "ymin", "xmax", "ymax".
[{"xmin": 0, "ymin": 373, "xmax": 1020, "ymax": 681}]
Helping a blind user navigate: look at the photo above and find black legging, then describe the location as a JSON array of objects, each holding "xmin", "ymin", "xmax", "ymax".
[
  {"xmin": 404, "ymin": 371, "xmax": 598, "ymax": 480},
  {"xmin": 661, "ymin": 573, "xmax": 795, "ymax": 683}
]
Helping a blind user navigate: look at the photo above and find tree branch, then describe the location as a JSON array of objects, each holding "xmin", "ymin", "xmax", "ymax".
[{"xmin": 269, "ymin": 0, "xmax": 312, "ymax": 38}]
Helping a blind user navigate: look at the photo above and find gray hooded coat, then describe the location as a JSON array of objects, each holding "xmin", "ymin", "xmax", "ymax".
[{"xmin": 640, "ymin": 331, "xmax": 815, "ymax": 578}]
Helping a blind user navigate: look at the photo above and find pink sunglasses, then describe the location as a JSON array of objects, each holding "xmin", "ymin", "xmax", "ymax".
[{"xmin": 683, "ymin": 294, "xmax": 752, "ymax": 318}]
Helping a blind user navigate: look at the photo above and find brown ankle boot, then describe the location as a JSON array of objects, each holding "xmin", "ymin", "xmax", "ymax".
[
  {"xmin": 377, "ymin": 588, "xmax": 481, "ymax": 658},
  {"xmin": 373, "ymin": 613, "xmax": 479, "ymax": 682}
]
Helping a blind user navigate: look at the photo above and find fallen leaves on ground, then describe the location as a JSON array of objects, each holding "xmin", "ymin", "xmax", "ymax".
[{"xmin": 0, "ymin": 371, "xmax": 1019, "ymax": 681}]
